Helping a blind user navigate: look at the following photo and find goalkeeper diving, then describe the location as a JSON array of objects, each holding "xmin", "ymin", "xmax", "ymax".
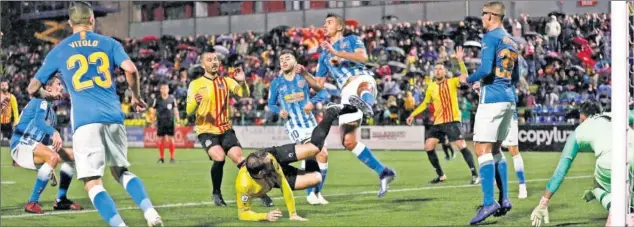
[
  {"xmin": 530, "ymin": 101, "xmax": 634, "ymax": 226},
  {"xmin": 235, "ymin": 103, "xmax": 353, "ymax": 221}
]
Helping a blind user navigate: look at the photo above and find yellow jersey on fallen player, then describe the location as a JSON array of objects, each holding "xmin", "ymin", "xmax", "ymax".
[
  {"xmin": 235, "ymin": 153, "xmax": 296, "ymax": 221},
  {"xmin": 186, "ymin": 76, "xmax": 249, "ymax": 135}
]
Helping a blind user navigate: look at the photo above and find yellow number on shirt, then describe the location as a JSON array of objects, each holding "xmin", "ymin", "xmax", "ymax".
[
  {"xmin": 495, "ymin": 49, "xmax": 518, "ymax": 79},
  {"xmin": 66, "ymin": 52, "xmax": 112, "ymax": 91}
]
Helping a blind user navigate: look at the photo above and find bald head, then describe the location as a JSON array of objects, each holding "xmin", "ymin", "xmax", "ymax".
[{"xmin": 68, "ymin": 1, "xmax": 94, "ymax": 27}]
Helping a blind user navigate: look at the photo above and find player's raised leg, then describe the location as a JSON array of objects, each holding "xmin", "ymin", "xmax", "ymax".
[{"xmin": 54, "ymin": 148, "xmax": 83, "ymax": 211}]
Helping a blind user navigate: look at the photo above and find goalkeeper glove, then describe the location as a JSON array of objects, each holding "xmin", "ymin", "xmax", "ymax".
[{"xmin": 531, "ymin": 196, "xmax": 550, "ymax": 227}]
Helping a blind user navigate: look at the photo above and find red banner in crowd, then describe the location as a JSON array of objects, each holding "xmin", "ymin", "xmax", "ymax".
[
  {"xmin": 577, "ymin": 0, "xmax": 597, "ymax": 7},
  {"xmin": 144, "ymin": 126, "xmax": 197, "ymax": 148}
]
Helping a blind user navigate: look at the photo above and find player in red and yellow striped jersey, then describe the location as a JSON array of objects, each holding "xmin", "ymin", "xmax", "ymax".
[
  {"xmin": 186, "ymin": 50, "xmax": 273, "ymax": 207},
  {"xmin": 406, "ymin": 47, "xmax": 479, "ymax": 185},
  {"xmin": 0, "ymin": 80, "xmax": 19, "ymax": 141}
]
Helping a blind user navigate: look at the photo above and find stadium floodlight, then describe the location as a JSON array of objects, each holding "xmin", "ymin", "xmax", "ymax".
[{"xmin": 611, "ymin": 1, "xmax": 629, "ymax": 226}]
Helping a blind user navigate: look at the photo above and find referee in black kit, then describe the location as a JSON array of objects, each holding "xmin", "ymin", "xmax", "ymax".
[{"xmin": 152, "ymin": 81, "xmax": 180, "ymax": 163}]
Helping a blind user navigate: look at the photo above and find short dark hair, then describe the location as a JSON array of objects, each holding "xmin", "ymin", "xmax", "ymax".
[
  {"xmin": 326, "ymin": 13, "xmax": 345, "ymax": 30},
  {"xmin": 579, "ymin": 100, "xmax": 603, "ymax": 117},
  {"xmin": 45, "ymin": 76, "xmax": 60, "ymax": 87},
  {"xmin": 245, "ymin": 150, "xmax": 274, "ymax": 178},
  {"xmin": 202, "ymin": 46, "xmax": 216, "ymax": 55},
  {"xmin": 279, "ymin": 49, "xmax": 295, "ymax": 58},
  {"xmin": 68, "ymin": 1, "xmax": 94, "ymax": 26},
  {"xmin": 159, "ymin": 81, "xmax": 169, "ymax": 87}
]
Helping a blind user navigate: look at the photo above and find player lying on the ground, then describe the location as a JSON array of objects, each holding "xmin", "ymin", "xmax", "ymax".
[
  {"xmin": 10, "ymin": 76, "xmax": 83, "ymax": 213},
  {"xmin": 235, "ymin": 103, "xmax": 345, "ymax": 221},
  {"xmin": 407, "ymin": 46, "xmax": 480, "ymax": 185},
  {"xmin": 530, "ymin": 101, "xmax": 634, "ymax": 227},
  {"xmin": 269, "ymin": 49, "xmax": 330, "ymax": 205}
]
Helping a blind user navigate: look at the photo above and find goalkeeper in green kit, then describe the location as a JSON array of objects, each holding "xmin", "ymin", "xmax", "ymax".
[{"xmin": 530, "ymin": 101, "xmax": 634, "ymax": 227}]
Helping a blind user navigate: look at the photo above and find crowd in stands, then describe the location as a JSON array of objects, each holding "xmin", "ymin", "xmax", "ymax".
[{"xmin": 0, "ymin": 12, "xmax": 612, "ymax": 131}]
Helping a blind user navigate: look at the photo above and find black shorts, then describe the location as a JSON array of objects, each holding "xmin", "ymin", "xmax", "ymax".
[
  {"xmin": 426, "ymin": 122, "xmax": 464, "ymax": 142},
  {"xmin": 157, "ymin": 120, "xmax": 174, "ymax": 136},
  {"xmin": 263, "ymin": 144, "xmax": 298, "ymax": 190},
  {"xmin": 0, "ymin": 123, "xmax": 12, "ymax": 140},
  {"xmin": 198, "ymin": 129, "xmax": 241, "ymax": 155}
]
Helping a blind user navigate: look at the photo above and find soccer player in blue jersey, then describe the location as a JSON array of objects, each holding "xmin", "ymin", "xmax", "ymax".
[
  {"xmin": 458, "ymin": 1, "xmax": 520, "ymax": 225},
  {"xmin": 268, "ymin": 49, "xmax": 330, "ymax": 205},
  {"xmin": 11, "ymin": 76, "xmax": 83, "ymax": 214},
  {"xmin": 303, "ymin": 13, "xmax": 395, "ymax": 197},
  {"xmin": 26, "ymin": 2, "xmax": 162, "ymax": 226}
]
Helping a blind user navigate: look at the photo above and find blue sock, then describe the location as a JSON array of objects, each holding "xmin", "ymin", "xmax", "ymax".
[
  {"xmin": 360, "ymin": 91, "xmax": 375, "ymax": 106},
  {"xmin": 494, "ymin": 153, "xmax": 509, "ymax": 201},
  {"xmin": 120, "ymin": 172, "xmax": 154, "ymax": 214},
  {"xmin": 29, "ymin": 163, "xmax": 53, "ymax": 203},
  {"xmin": 89, "ymin": 185, "xmax": 125, "ymax": 227},
  {"xmin": 353, "ymin": 143, "xmax": 386, "ymax": 176},
  {"xmin": 478, "ymin": 154, "xmax": 496, "ymax": 206},
  {"xmin": 317, "ymin": 163, "xmax": 328, "ymax": 192},
  {"xmin": 513, "ymin": 154, "xmax": 526, "ymax": 184},
  {"xmin": 57, "ymin": 163, "xmax": 74, "ymax": 200}
]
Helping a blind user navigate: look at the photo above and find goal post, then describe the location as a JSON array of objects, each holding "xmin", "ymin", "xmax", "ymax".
[{"xmin": 611, "ymin": 1, "xmax": 629, "ymax": 226}]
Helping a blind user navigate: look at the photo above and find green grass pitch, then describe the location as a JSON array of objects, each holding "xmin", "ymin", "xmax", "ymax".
[{"xmin": 1, "ymin": 146, "xmax": 607, "ymax": 226}]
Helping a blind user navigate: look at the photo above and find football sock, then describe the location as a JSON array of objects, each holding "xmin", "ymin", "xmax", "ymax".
[
  {"xmin": 119, "ymin": 171, "xmax": 157, "ymax": 218},
  {"xmin": 442, "ymin": 144, "xmax": 451, "ymax": 158},
  {"xmin": 460, "ymin": 147, "xmax": 478, "ymax": 177},
  {"xmin": 89, "ymin": 185, "xmax": 125, "ymax": 227},
  {"xmin": 493, "ymin": 153, "xmax": 509, "ymax": 201},
  {"xmin": 158, "ymin": 141, "xmax": 165, "ymax": 160},
  {"xmin": 592, "ymin": 188, "xmax": 611, "ymax": 211},
  {"xmin": 29, "ymin": 163, "xmax": 53, "ymax": 203},
  {"xmin": 57, "ymin": 162, "xmax": 74, "ymax": 201},
  {"xmin": 317, "ymin": 162, "xmax": 328, "ymax": 193},
  {"xmin": 360, "ymin": 90, "xmax": 375, "ymax": 106},
  {"xmin": 513, "ymin": 154, "xmax": 526, "ymax": 185},
  {"xmin": 168, "ymin": 140, "xmax": 175, "ymax": 160},
  {"xmin": 310, "ymin": 115, "xmax": 335, "ymax": 150},
  {"xmin": 478, "ymin": 153, "xmax": 496, "ymax": 206},
  {"xmin": 426, "ymin": 150, "xmax": 444, "ymax": 177},
  {"xmin": 211, "ymin": 161, "xmax": 225, "ymax": 194},
  {"xmin": 352, "ymin": 142, "xmax": 386, "ymax": 176}
]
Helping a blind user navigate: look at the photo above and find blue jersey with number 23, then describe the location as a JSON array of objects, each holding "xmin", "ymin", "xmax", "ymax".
[{"xmin": 34, "ymin": 31, "xmax": 128, "ymax": 131}]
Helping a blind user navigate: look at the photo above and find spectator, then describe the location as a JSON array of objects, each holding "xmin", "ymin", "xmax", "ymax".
[{"xmin": 545, "ymin": 15, "xmax": 561, "ymax": 51}]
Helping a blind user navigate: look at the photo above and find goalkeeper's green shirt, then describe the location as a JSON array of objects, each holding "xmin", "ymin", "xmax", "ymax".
[{"xmin": 546, "ymin": 113, "xmax": 634, "ymax": 194}]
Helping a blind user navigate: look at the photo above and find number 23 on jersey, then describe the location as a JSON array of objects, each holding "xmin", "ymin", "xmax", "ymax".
[{"xmin": 66, "ymin": 52, "xmax": 112, "ymax": 91}]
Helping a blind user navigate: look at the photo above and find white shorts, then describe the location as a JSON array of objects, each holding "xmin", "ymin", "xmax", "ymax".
[
  {"xmin": 473, "ymin": 102, "xmax": 515, "ymax": 143},
  {"xmin": 10, "ymin": 140, "xmax": 53, "ymax": 170},
  {"xmin": 73, "ymin": 123, "xmax": 130, "ymax": 180},
  {"xmin": 339, "ymin": 75, "xmax": 376, "ymax": 125},
  {"xmin": 286, "ymin": 127, "xmax": 314, "ymax": 144},
  {"xmin": 502, "ymin": 119, "xmax": 519, "ymax": 147}
]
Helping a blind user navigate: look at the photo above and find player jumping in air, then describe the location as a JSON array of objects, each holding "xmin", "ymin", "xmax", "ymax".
[
  {"xmin": 407, "ymin": 46, "xmax": 480, "ymax": 185},
  {"xmin": 27, "ymin": 2, "xmax": 163, "ymax": 226},
  {"xmin": 301, "ymin": 13, "xmax": 395, "ymax": 197},
  {"xmin": 530, "ymin": 101, "xmax": 634, "ymax": 227},
  {"xmin": 151, "ymin": 82, "xmax": 180, "ymax": 164},
  {"xmin": 11, "ymin": 76, "xmax": 83, "ymax": 214},
  {"xmin": 458, "ymin": 1, "xmax": 520, "ymax": 225},
  {"xmin": 236, "ymin": 104, "xmax": 345, "ymax": 222},
  {"xmin": 269, "ymin": 49, "xmax": 331, "ymax": 205},
  {"xmin": 186, "ymin": 48, "xmax": 273, "ymax": 207}
]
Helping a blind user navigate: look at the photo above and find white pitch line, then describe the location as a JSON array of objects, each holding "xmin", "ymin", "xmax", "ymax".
[
  {"xmin": 0, "ymin": 181, "xmax": 15, "ymax": 185},
  {"xmin": 0, "ymin": 175, "xmax": 593, "ymax": 219}
]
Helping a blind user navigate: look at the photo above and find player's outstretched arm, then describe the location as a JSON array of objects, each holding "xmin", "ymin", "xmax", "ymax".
[
  {"xmin": 407, "ymin": 89, "xmax": 432, "ymax": 125},
  {"xmin": 295, "ymin": 64, "xmax": 323, "ymax": 91},
  {"xmin": 466, "ymin": 38, "xmax": 497, "ymax": 83}
]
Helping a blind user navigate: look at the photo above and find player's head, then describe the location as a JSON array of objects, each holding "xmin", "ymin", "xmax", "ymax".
[
  {"xmin": 44, "ymin": 76, "xmax": 63, "ymax": 94},
  {"xmin": 68, "ymin": 1, "xmax": 95, "ymax": 29},
  {"xmin": 0, "ymin": 80, "xmax": 8, "ymax": 92},
  {"xmin": 433, "ymin": 62, "xmax": 446, "ymax": 80},
  {"xmin": 324, "ymin": 13, "xmax": 345, "ymax": 37},
  {"xmin": 159, "ymin": 82, "xmax": 169, "ymax": 96},
  {"xmin": 579, "ymin": 100, "xmax": 603, "ymax": 122},
  {"xmin": 279, "ymin": 49, "xmax": 297, "ymax": 73},
  {"xmin": 245, "ymin": 150, "xmax": 278, "ymax": 186},
  {"xmin": 201, "ymin": 48, "xmax": 221, "ymax": 75},
  {"xmin": 481, "ymin": 1, "xmax": 505, "ymax": 30}
]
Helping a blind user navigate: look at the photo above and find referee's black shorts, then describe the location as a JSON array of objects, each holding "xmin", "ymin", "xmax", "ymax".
[{"xmin": 157, "ymin": 120, "xmax": 175, "ymax": 137}]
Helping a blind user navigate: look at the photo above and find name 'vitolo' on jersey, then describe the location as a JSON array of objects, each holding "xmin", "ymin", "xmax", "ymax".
[
  {"xmin": 34, "ymin": 31, "xmax": 128, "ymax": 131},
  {"xmin": 467, "ymin": 27, "xmax": 520, "ymax": 104},
  {"xmin": 267, "ymin": 74, "xmax": 328, "ymax": 130},
  {"xmin": 316, "ymin": 35, "xmax": 372, "ymax": 89}
]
